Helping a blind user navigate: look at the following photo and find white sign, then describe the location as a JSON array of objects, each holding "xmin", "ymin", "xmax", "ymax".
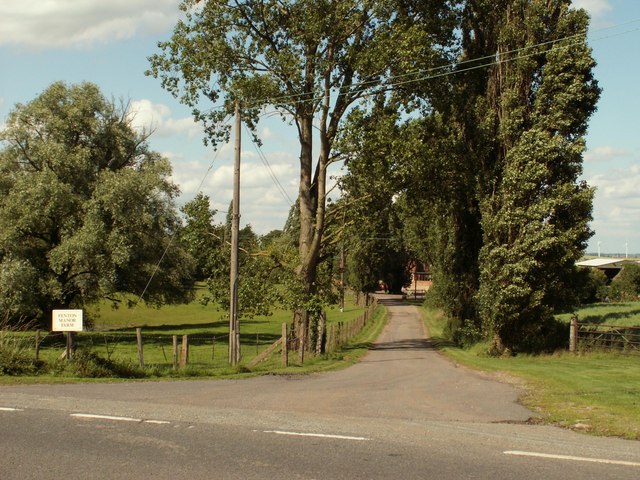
[{"xmin": 52, "ymin": 309, "xmax": 83, "ymax": 332}]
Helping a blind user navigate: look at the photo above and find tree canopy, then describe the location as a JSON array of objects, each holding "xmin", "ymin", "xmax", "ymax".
[
  {"xmin": 145, "ymin": 0, "xmax": 600, "ymax": 354},
  {"xmin": 148, "ymin": 0, "xmax": 453, "ymax": 336},
  {"xmin": 0, "ymin": 82, "xmax": 195, "ymax": 326}
]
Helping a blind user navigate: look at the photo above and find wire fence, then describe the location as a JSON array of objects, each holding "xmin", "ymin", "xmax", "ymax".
[{"xmin": 1, "ymin": 300, "xmax": 380, "ymax": 372}]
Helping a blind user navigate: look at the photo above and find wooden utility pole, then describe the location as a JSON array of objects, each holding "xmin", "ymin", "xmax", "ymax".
[
  {"xmin": 229, "ymin": 100, "xmax": 241, "ymax": 366},
  {"xmin": 339, "ymin": 245, "xmax": 345, "ymax": 312}
]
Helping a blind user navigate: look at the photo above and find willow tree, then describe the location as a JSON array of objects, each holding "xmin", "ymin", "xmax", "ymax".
[
  {"xmin": 0, "ymin": 82, "xmax": 195, "ymax": 326},
  {"xmin": 148, "ymin": 0, "xmax": 450, "ymax": 347}
]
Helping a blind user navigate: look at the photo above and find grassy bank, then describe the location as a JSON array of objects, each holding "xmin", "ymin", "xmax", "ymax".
[{"xmin": 422, "ymin": 306, "xmax": 640, "ymax": 440}]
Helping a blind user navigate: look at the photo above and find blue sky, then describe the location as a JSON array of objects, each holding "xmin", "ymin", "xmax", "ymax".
[{"xmin": 0, "ymin": 0, "xmax": 638, "ymax": 255}]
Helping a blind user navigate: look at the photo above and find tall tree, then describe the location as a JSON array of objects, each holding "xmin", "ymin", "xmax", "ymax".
[
  {"xmin": 337, "ymin": 99, "xmax": 412, "ymax": 295},
  {"xmin": 0, "ymin": 82, "xmax": 195, "ymax": 326},
  {"xmin": 147, "ymin": 0, "xmax": 451, "ymax": 348},
  {"xmin": 464, "ymin": 1, "xmax": 600, "ymax": 352},
  {"xmin": 180, "ymin": 192, "xmax": 226, "ymax": 280}
]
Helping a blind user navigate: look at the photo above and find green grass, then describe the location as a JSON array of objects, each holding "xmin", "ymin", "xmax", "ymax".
[
  {"xmin": 0, "ymin": 292, "xmax": 385, "ymax": 384},
  {"xmin": 422, "ymin": 305, "xmax": 640, "ymax": 440},
  {"xmin": 556, "ymin": 301, "xmax": 640, "ymax": 327},
  {"xmin": 89, "ymin": 285, "xmax": 368, "ymax": 333}
]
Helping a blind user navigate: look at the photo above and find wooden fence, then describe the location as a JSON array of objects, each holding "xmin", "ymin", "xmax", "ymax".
[
  {"xmin": 1, "ymin": 300, "xmax": 380, "ymax": 371},
  {"xmin": 570, "ymin": 318, "xmax": 640, "ymax": 354}
]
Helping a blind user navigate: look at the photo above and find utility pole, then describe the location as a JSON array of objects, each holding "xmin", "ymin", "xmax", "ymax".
[
  {"xmin": 229, "ymin": 100, "xmax": 241, "ymax": 366},
  {"xmin": 339, "ymin": 244, "xmax": 345, "ymax": 312}
]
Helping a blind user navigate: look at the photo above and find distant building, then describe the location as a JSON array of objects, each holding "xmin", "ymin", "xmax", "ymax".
[{"xmin": 576, "ymin": 257, "xmax": 639, "ymax": 281}]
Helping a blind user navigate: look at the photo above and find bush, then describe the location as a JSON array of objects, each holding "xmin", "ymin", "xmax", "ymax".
[
  {"xmin": 579, "ymin": 267, "xmax": 610, "ymax": 303},
  {"xmin": 60, "ymin": 349, "xmax": 146, "ymax": 378},
  {"xmin": 609, "ymin": 263, "xmax": 640, "ymax": 302},
  {"xmin": 448, "ymin": 317, "xmax": 484, "ymax": 348},
  {"xmin": 0, "ymin": 345, "xmax": 37, "ymax": 375}
]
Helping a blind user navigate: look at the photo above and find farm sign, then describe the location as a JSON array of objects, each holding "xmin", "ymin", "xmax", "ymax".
[{"xmin": 52, "ymin": 309, "xmax": 83, "ymax": 332}]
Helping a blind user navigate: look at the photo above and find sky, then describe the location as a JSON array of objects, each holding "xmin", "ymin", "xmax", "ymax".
[{"xmin": 0, "ymin": 0, "xmax": 638, "ymax": 255}]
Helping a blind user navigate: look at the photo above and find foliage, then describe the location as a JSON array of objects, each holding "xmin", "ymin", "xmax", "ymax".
[
  {"xmin": 0, "ymin": 82, "xmax": 196, "ymax": 326},
  {"xmin": 197, "ymin": 199, "xmax": 287, "ymax": 320},
  {"xmin": 148, "ymin": 0, "xmax": 454, "ymax": 351},
  {"xmin": 179, "ymin": 193, "xmax": 226, "ymax": 280},
  {"xmin": 474, "ymin": 2, "xmax": 599, "ymax": 353},
  {"xmin": 576, "ymin": 267, "xmax": 610, "ymax": 304},
  {"xmin": 609, "ymin": 263, "xmax": 640, "ymax": 302},
  {"xmin": 337, "ymin": 99, "xmax": 412, "ymax": 294},
  {"xmin": 397, "ymin": 114, "xmax": 482, "ymax": 325}
]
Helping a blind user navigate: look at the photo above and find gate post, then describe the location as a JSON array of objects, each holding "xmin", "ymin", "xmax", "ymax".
[{"xmin": 569, "ymin": 316, "xmax": 578, "ymax": 353}]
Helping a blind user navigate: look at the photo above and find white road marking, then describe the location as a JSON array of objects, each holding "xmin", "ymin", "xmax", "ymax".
[
  {"xmin": 504, "ymin": 451, "xmax": 640, "ymax": 467},
  {"xmin": 0, "ymin": 407, "xmax": 24, "ymax": 412},
  {"xmin": 264, "ymin": 430, "xmax": 369, "ymax": 441},
  {"xmin": 70, "ymin": 413, "xmax": 171, "ymax": 424},
  {"xmin": 71, "ymin": 413, "xmax": 142, "ymax": 422}
]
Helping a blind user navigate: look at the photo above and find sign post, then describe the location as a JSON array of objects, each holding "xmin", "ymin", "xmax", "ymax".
[{"xmin": 52, "ymin": 309, "xmax": 83, "ymax": 360}]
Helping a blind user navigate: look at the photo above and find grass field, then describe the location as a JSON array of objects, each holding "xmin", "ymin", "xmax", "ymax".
[
  {"xmin": 0, "ymin": 291, "xmax": 386, "ymax": 383},
  {"xmin": 556, "ymin": 302, "xmax": 640, "ymax": 327},
  {"xmin": 422, "ymin": 305, "xmax": 640, "ymax": 440}
]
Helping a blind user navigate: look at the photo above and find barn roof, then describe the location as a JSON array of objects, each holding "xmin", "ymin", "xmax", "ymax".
[{"xmin": 576, "ymin": 257, "xmax": 627, "ymax": 268}]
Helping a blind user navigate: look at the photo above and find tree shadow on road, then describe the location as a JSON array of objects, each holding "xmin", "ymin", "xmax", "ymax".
[{"xmin": 371, "ymin": 338, "xmax": 434, "ymax": 350}]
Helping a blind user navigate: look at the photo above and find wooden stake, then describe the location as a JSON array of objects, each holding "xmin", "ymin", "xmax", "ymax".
[
  {"xmin": 180, "ymin": 335, "xmax": 189, "ymax": 368},
  {"xmin": 172, "ymin": 335, "xmax": 178, "ymax": 370},
  {"xmin": 136, "ymin": 327, "xmax": 144, "ymax": 368},
  {"xmin": 281, "ymin": 323, "xmax": 288, "ymax": 367}
]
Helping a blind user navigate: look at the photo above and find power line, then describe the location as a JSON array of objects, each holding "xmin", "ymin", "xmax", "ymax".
[
  {"xmin": 244, "ymin": 124, "xmax": 295, "ymax": 206},
  {"xmin": 191, "ymin": 18, "xmax": 640, "ymax": 116},
  {"xmin": 130, "ymin": 115, "xmax": 232, "ymax": 311}
]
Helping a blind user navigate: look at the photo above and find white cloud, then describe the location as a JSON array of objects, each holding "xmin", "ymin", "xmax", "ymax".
[
  {"xmin": 260, "ymin": 126, "xmax": 274, "ymax": 140},
  {"xmin": 572, "ymin": 0, "xmax": 612, "ymax": 18},
  {"xmin": 128, "ymin": 99, "xmax": 202, "ymax": 139},
  {"xmin": 587, "ymin": 163, "xmax": 640, "ymax": 253},
  {"xmin": 584, "ymin": 146, "xmax": 630, "ymax": 163},
  {"xmin": 0, "ymin": 0, "xmax": 181, "ymax": 49},
  {"xmin": 170, "ymin": 151, "xmax": 298, "ymax": 234}
]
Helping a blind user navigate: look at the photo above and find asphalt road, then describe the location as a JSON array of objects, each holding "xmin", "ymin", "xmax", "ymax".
[{"xmin": 1, "ymin": 296, "xmax": 639, "ymax": 479}]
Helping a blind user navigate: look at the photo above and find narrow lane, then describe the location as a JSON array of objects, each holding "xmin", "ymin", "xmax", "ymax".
[{"xmin": 1, "ymin": 296, "xmax": 639, "ymax": 479}]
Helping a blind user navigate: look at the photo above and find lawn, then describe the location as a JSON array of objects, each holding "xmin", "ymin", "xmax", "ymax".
[{"xmin": 422, "ymin": 305, "xmax": 640, "ymax": 440}]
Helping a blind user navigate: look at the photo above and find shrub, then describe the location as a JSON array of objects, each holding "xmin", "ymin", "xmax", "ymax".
[
  {"xmin": 578, "ymin": 267, "xmax": 610, "ymax": 303},
  {"xmin": 61, "ymin": 349, "xmax": 145, "ymax": 378},
  {"xmin": 0, "ymin": 344, "xmax": 37, "ymax": 375},
  {"xmin": 610, "ymin": 263, "xmax": 640, "ymax": 302}
]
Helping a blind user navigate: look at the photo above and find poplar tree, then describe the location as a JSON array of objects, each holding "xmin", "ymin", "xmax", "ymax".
[{"xmin": 466, "ymin": 1, "xmax": 600, "ymax": 352}]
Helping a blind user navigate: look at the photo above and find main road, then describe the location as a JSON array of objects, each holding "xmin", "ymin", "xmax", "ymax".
[{"xmin": 1, "ymin": 297, "xmax": 639, "ymax": 479}]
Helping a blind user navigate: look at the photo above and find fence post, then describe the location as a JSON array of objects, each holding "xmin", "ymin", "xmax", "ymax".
[
  {"xmin": 172, "ymin": 335, "xmax": 178, "ymax": 370},
  {"xmin": 136, "ymin": 327, "xmax": 144, "ymax": 368},
  {"xmin": 65, "ymin": 332, "xmax": 74, "ymax": 361},
  {"xmin": 569, "ymin": 316, "xmax": 578, "ymax": 353},
  {"xmin": 180, "ymin": 335, "xmax": 189, "ymax": 368},
  {"xmin": 35, "ymin": 330, "xmax": 41, "ymax": 361},
  {"xmin": 281, "ymin": 323, "xmax": 288, "ymax": 367}
]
